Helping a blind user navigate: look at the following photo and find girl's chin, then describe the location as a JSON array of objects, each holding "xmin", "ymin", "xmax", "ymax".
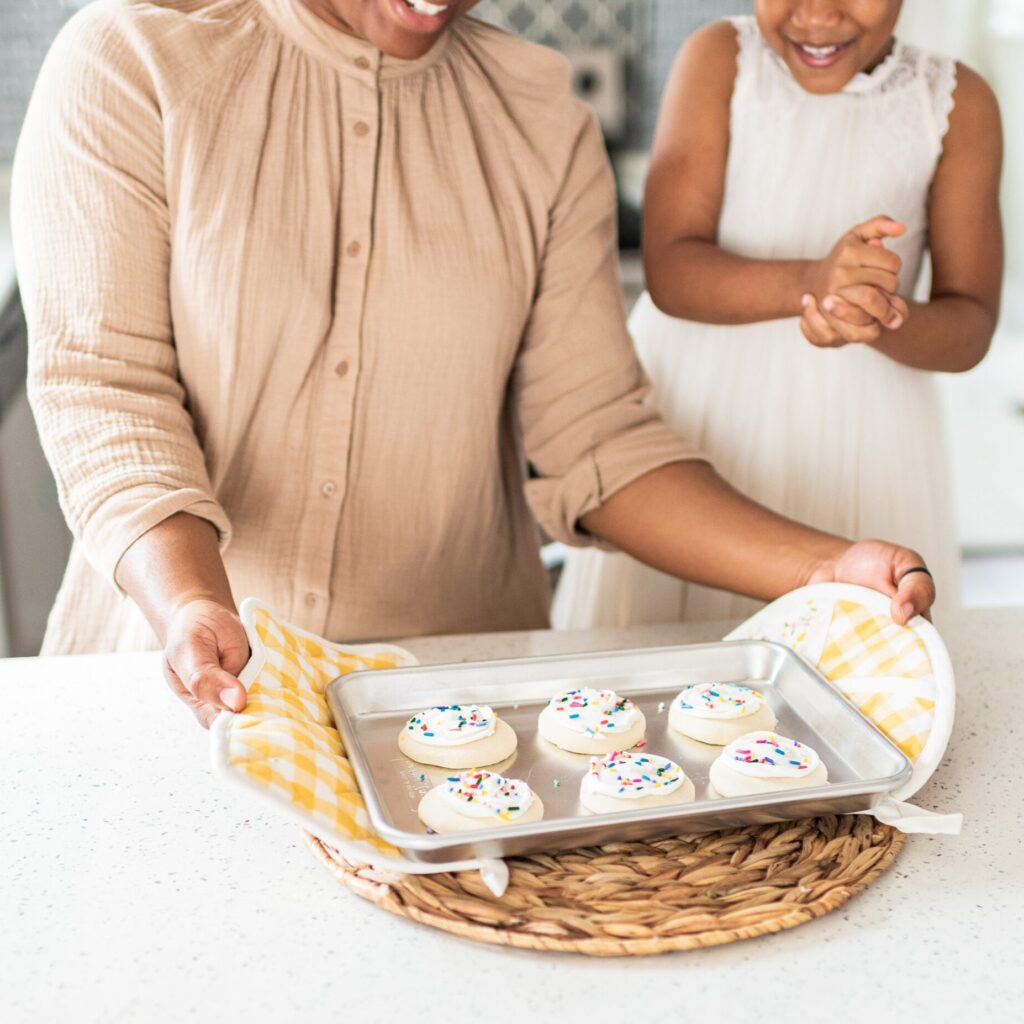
[{"xmin": 785, "ymin": 58, "xmax": 858, "ymax": 94}]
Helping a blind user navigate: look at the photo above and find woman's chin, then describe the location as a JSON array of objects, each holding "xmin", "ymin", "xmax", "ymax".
[
  {"xmin": 373, "ymin": 33, "xmax": 441, "ymax": 59},
  {"xmin": 374, "ymin": 0, "xmax": 458, "ymax": 57}
]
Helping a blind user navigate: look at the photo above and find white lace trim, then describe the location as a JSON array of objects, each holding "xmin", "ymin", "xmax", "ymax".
[
  {"xmin": 728, "ymin": 15, "xmax": 762, "ymax": 85},
  {"xmin": 924, "ymin": 52, "xmax": 958, "ymax": 143},
  {"xmin": 844, "ymin": 40, "xmax": 916, "ymax": 95}
]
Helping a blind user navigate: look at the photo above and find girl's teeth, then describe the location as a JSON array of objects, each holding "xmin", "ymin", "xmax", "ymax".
[
  {"xmin": 802, "ymin": 44, "xmax": 840, "ymax": 57},
  {"xmin": 404, "ymin": 0, "xmax": 448, "ymax": 15}
]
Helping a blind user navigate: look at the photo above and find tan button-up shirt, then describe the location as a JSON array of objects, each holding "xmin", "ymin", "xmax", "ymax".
[{"xmin": 13, "ymin": 0, "xmax": 699, "ymax": 652}]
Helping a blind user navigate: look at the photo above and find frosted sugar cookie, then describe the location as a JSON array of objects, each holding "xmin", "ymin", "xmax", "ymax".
[
  {"xmin": 669, "ymin": 682, "xmax": 777, "ymax": 745},
  {"xmin": 709, "ymin": 731, "xmax": 828, "ymax": 798},
  {"xmin": 580, "ymin": 751, "xmax": 696, "ymax": 815},
  {"xmin": 416, "ymin": 752, "xmax": 518, "ymax": 790},
  {"xmin": 398, "ymin": 704, "xmax": 517, "ymax": 769},
  {"xmin": 537, "ymin": 687, "xmax": 646, "ymax": 755},
  {"xmin": 417, "ymin": 770, "xmax": 544, "ymax": 833}
]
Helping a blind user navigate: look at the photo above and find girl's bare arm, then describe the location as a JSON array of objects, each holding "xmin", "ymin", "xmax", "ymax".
[
  {"xmin": 643, "ymin": 22, "xmax": 821, "ymax": 324},
  {"xmin": 870, "ymin": 65, "xmax": 1003, "ymax": 371},
  {"xmin": 813, "ymin": 65, "xmax": 1004, "ymax": 371}
]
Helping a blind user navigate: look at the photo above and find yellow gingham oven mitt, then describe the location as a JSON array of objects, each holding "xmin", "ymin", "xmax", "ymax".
[
  {"xmin": 210, "ymin": 598, "xmax": 511, "ymax": 895},
  {"xmin": 726, "ymin": 582, "xmax": 960, "ymax": 834}
]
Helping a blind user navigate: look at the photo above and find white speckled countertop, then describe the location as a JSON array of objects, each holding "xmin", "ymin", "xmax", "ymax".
[{"xmin": 2, "ymin": 608, "xmax": 1021, "ymax": 1023}]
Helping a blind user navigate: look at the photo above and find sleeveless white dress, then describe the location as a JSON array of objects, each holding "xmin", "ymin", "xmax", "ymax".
[{"xmin": 553, "ymin": 17, "xmax": 960, "ymax": 628}]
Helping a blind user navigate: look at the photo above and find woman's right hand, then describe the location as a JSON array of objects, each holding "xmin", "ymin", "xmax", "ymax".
[
  {"xmin": 807, "ymin": 215, "xmax": 907, "ymax": 340},
  {"xmin": 115, "ymin": 513, "xmax": 249, "ymax": 730},
  {"xmin": 161, "ymin": 598, "xmax": 250, "ymax": 729}
]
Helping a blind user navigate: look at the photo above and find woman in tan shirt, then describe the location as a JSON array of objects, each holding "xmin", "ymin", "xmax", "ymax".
[{"xmin": 12, "ymin": 0, "xmax": 935, "ymax": 727}]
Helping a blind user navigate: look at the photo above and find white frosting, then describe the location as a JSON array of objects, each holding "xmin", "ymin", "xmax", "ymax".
[
  {"xmin": 674, "ymin": 682, "xmax": 766, "ymax": 720},
  {"xmin": 585, "ymin": 752, "xmax": 687, "ymax": 799},
  {"xmin": 723, "ymin": 731, "xmax": 821, "ymax": 778},
  {"xmin": 402, "ymin": 705, "xmax": 496, "ymax": 747},
  {"xmin": 439, "ymin": 770, "xmax": 534, "ymax": 821},
  {"xmin": 545, "ymin": 688, "xmax": 640, "ymax": 736}
]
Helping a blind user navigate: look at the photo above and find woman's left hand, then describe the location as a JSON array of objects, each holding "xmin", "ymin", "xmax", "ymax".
[
  {"xmin": 808, "ymin": 539, "xmax": 936, "ymax": 623},
  {"xmin": 583, "ymin": 462, "xmax": 937, "ymax": 624}
]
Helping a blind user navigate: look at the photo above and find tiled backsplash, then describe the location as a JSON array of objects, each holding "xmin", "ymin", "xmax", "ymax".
[
  {"xmin": 475, "ymin": 0, "xmax": 743, "ymax": 143},
  {"xmin": 0, "ymin": 1, "xmax": 88, "ymax": 164},
  {"xmin": 475, "ymin": 0, "xmax": 644, "ymax": 53},
  {"xmin": 0, "ymin": 0, "xmax": 743, "ymax": 163},
  {"xmin": 644, "ymin": 0, "xmax": 745, "ymax": 139},
  {"xmin": 474, "ymin": 0, "xmax": 647, "ymax": 143}
]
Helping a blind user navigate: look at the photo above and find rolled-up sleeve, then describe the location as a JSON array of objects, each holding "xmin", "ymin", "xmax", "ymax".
[
  {"xmin": 516, "ymin": 109, "xmax": 705, "ymax": 547},
  {"xmin": 11, "ymin": 11, "xmax": 231, "ymax": 590}
]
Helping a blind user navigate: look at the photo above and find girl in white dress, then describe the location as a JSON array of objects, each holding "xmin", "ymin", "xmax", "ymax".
[{"xmin": 554, "ymin": 0, "xmax": 1003, "ymax": 628}]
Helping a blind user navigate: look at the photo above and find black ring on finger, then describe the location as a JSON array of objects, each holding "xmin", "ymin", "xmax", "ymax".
[{"xmin": 896, "ymin": 566, "xmax": 933, "ymax": 585}]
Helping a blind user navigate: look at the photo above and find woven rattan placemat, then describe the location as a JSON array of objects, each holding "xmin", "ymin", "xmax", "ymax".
[{"xmin": 307, "ymin": 814, "xmax": 903, "ymax": 956}]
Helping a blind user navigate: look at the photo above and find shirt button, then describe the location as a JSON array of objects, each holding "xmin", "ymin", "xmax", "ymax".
[
  {"xmin": 354, "ymin": 56, "xmax": 371, "ymax": 70},
  {"xmin": 353, "ymin": 121, "xmax": 370, "ymax": 137},
  {"xmin": 335, "ymin": 360, "xmax": 349, "ymax": 378},
  {"xmin": 304, "ymin": 592, "xmax": 318, "ymax": 608},
  {"xmin": 346, "ymin": 240, "xmax": 361, "ymax": 258},
  {"xmin": 321, "ymin": 480, "xmax": 337, "ymax": 498}
]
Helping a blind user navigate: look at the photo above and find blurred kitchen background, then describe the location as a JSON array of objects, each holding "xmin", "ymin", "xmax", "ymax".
[{"xmin": 0, "ymin": 0, "xmax": 1022, "ymax": 655}]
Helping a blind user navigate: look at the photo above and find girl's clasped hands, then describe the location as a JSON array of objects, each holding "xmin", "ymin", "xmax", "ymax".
[{"xmin": 800, "ymin": 214, "xmax": 910, "ymax": 348}]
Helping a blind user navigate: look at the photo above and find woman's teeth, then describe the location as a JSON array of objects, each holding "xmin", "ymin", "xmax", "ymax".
[{"xmin": 403, "ymin": 0, "xmax": 448, "ymax": 15}]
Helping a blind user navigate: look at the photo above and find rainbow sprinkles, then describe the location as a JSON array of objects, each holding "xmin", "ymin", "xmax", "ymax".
[
  {"xmin": 724, "ymin": 731, "xmax": 821, "ymax": 779},
  {"xmin": 586, "ymin": 751, "xmax": 687, "ymax": 799},
  {"xmin": 547, "ymin": 687, "xmax": 640, "ymax": 735},
  {"xmin": 676, "ymin": 682, "xmax": 765, "ymax": 720},
  {"xmin": 439, "ymin": 770, "xmax": 535, "ymax": 822},
  {"xmin": 403, "ymin": 704, "xmax": 496, "ymax": 747}
]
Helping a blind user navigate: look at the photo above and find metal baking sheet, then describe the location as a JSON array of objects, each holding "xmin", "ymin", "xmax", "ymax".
[{"xmin": 326, "ymin": 641, "xmax": 912, "ymax": 863}]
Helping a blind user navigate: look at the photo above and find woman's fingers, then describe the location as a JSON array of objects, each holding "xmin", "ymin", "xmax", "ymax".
[
  {"xmin": 162, "ymin": 599, "xmax": 250, "ymax": 727},
  {"xmin": 162, "ymin": 658, "xmax": 224, "ymax": 729},
  {"xmin": 169, "ymin": 627, "xmax": 244, "ymax": 709},
  {"xmin": 813, "ymin": 540, "xmax": 936, "ymax": 623},
  {"xmin": 188, "ymin": 660, "xmax": 246, "ymax": 712},
  {"xmin": 891, "ymin": 563, "xmax": 937, "ymax": 624}
]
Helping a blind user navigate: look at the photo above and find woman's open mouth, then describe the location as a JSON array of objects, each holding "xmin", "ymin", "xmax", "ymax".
[
  {"xmin": 787, "ymin": 38, "xmax": 854, "ymax": 69},
  {"xmin": 390, "ymin": 0, "xmax": 456, "ymax": 33}
]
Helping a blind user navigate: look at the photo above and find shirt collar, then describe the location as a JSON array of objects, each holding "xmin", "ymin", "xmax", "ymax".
[{"xmin": 258, "ymin": 0, "xmax": 453, "ymax": 80}]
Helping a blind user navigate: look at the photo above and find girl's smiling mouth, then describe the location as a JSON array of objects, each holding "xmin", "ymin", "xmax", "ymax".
[{"xmin": 787, "ymin": 37, "xmax": 856, "ymax": 69}]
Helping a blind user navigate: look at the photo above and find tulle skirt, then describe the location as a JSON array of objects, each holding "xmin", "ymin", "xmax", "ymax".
[{"xmin": 552, "ymin": 293, "xmax": 961, "ymax": 628}]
